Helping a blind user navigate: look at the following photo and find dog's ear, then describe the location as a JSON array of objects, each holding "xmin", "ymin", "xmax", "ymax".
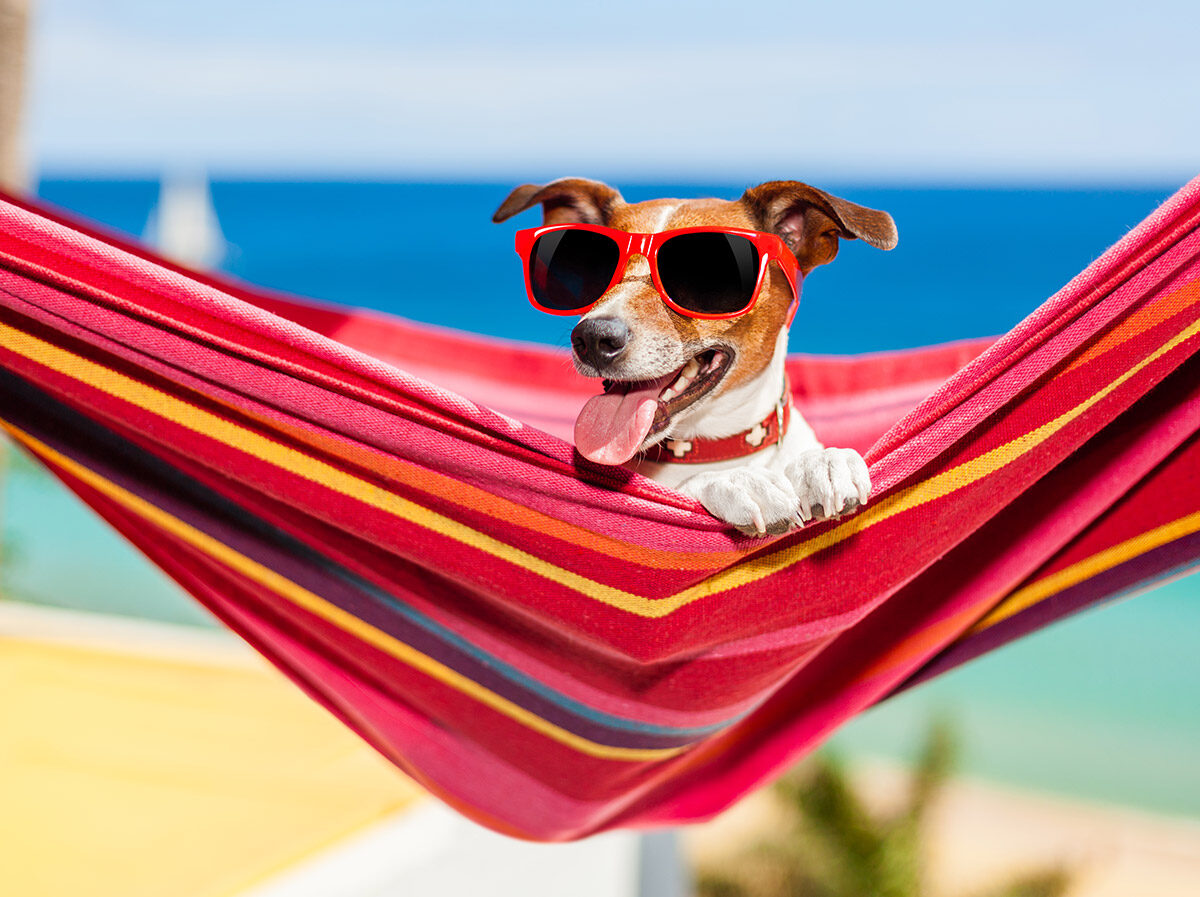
[
  {"xmin": 492, "ymin": 178, "xmax": 624, "ymax": 226},
  {"xmin": 741, "ymin": 181, "xmax": 897, "ymax": 272}
]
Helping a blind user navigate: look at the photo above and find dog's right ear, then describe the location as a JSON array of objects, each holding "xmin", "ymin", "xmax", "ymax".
[{"xmin": 492, "ymin": 178, "xmax": 624, "ymax": 226}]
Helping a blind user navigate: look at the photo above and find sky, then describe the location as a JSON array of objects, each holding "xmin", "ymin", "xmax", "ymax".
[{"xmin": 22, "ymin": 0, "xmax": 1200, "ymax": 182}]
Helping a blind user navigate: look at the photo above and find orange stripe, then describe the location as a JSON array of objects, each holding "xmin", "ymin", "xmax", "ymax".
[
  {"xmin": 232, "ymin": 404, "xmax": 735, "ymax": 572},
  {"xmin": 0, "ymin": 241, "xmax": 733, "ymax": 572},
  {"xmin": 2, "ymin": 248, "xmax": 1196, "ymax": 578},
  {"xmin": 1065, "ymin": 278, "xmax": 1200, "ymax": 374},
  {"xmin": 2, "ymin": 259, "xmax": 1197, "ymax": 607},
  {"xmin": 969, "ymin": 508, "xmax": 1200, "ymax": 633},
  {"xmin": 223, "ymin": 273, "xmax": 1200, "ymax": 575},
  {"xmin": 2, "ymin": 305, "xmax": 1198, "ymax": 618},
  {"xmin": 0, "ymin": 420, "xmax": 686, "ymax": 763},
  {"xmin": 855, "ymin": 507, "xmax": 1200, "ymax": 686}
]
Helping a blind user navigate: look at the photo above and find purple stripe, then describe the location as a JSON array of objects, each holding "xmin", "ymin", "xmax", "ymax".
[
  {"xmin": 895, "ymin": 526, "xmax": 1200, "ymax": 693},
  {"xmin": 0, "ymin": 367, "xmax": 718, "ymax": 750}
]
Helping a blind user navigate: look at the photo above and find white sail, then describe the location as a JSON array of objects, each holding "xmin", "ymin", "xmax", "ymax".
[{"xmin": 145, "ymin": 171, "xmax": 226, "ymax": 268}]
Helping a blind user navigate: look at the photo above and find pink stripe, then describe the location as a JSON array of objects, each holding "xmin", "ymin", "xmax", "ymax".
[
  {"xmin": 869, "ymin": 235, "xmax": 1200, "ymax": 489},
  {"xmin": 870, "ymin": 177, "xmax": 1200, "ymax": 464}
]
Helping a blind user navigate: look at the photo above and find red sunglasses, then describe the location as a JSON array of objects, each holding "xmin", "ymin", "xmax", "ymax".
[{"xmin": 514, "ymin": 224, "xmax": 801, "ymax": 323}]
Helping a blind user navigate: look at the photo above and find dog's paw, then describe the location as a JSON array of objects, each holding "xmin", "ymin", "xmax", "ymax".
[
  {"xmin": 680, "ymin": 468, "xmax": 802, "ymax": 536},
  {"xmin": 784, "ymin": 447, "xmax": 871, "ymax": 523}
]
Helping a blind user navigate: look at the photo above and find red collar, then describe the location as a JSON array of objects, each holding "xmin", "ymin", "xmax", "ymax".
[{"xmin": 643, "ymin": 378, "xmax": 792, "ymax": 464}]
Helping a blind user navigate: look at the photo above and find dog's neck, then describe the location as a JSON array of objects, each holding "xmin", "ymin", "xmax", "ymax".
[{"xmin": 667, "ymin": 327, "xmax": 790, "ymax": 442}]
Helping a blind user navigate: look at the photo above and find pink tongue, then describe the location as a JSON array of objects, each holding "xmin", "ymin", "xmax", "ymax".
[{"xmin": 575, "ymin": 380, "xmax": 667, "ymax": 465}]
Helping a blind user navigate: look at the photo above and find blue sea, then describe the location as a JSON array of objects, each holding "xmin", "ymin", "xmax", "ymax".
[
  {"xmin": 4, "ymin": 179, "xmax": 1199, "ymax": 816},
  {"xmin": 31, "ymin": 179, "xmax": 1185, "ymax": 353}
]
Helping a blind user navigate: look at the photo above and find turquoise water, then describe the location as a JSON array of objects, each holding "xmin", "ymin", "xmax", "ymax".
[
  {"xmin": 2, "ymin": 179, "xmax": 1197, "ymax": 815},
  {"xmin": 828, "ymin": 578, "xmax": 1200, "ymax": 815}
]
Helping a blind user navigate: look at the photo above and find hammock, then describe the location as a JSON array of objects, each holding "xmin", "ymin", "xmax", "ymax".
[{"xmin": 1, "ymin": 180, "xmax": 1198, "ymax": 842}]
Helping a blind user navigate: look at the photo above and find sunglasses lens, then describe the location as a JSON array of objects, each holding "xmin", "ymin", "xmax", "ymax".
[
  {"xmin": 528, "ymin": 229, "xmax": 621, "ymax": 312},
  {"xmin": 657, "ymin": 233, "xmax": 760, "ymax": 315}
]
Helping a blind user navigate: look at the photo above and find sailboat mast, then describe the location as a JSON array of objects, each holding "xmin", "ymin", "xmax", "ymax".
[
  {"xmin": 0, "ymin": 0, "xmax": 30, "ymax": 192},
  {"xmin": 0, "ymin": 0, "xmax": 30, "ymax": 589}
]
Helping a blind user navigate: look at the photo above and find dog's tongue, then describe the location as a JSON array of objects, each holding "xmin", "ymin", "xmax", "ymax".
[{"xmin": 575, "ymin": 376, "xmax": 671, "ymax": 465}]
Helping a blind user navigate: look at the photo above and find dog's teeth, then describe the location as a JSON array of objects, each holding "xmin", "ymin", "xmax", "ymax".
[
  {"xmin": 660, "ymin": 386, "xmax": 678, "ymax": 401},
  {"xmin": 682, "ymin": 359, "xmax": 700, "ymax": 379}
]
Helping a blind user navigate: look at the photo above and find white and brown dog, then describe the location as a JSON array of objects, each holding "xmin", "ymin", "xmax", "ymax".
[{"xmin": 494, "ymin": 178, "xmax": 897, "ymax": 536}]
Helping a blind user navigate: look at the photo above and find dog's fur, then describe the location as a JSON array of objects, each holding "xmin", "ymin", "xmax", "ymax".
[{"xmin": 494, "ymin": 178, "xmax": 897, "ymax": 535}]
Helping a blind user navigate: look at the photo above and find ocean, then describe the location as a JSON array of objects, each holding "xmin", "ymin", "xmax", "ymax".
[
  {"xmin": 31, "ymin": 179, "xmax": 1184, "ymax": 353},
  {"xmin": 4, "ymin": 179, "xmax": 1198, "ymax": 816}
]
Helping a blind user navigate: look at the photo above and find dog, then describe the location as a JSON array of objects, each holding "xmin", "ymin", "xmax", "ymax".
[{"xmin": 493, "ymin": 178, "xmax": 896, "ymax": 536}]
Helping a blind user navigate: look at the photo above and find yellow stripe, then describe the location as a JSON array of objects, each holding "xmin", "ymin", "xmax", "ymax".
[
  {"xmin": 799, "ymin": 507, "xmax": 1200, "ymax": 690},
  {"xmin": 0, "ymin": 421, "xmax": 685, "ymax": 763},
  {"xmin": 661, "ymin": 316, "xmax": 1200, "ymax": 608},
  {"xmin": 1, "ymin": 313, "xmax": 1197, "ymax": 619},
  {"xmin": 0, "ymin": 321, "xmax": 643, "ymax": 610},
  {"xmin": 969, "ymin": 509, "xmax": 1200, "ymax": 634}
]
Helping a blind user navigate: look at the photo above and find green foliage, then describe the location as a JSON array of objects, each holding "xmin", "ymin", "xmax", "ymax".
[
  {"xmin": 0, "ymin": 529, "xmax": 22, "ymax": 581},
  {"xmin": 968, "ymin": 869, "xmax": 1074, "ymax": 897},
  {"xmin": 695, "ymin": 722, "xmax": 1071, "ymax": 897},
  {"xmin": 0, "ymin": 439, "xmax": 31, "ymax": 591}
]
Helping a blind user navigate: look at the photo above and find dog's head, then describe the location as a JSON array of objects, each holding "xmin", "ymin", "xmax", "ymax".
[{"xmin": 493, "ymin": 178, "xmax": 897, "ymax": 464}]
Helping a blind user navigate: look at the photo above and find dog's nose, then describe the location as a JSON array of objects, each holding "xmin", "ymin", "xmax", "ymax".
[{"xmin": 572, "ymin": 317, "xmax": 629, "ymax": 369}]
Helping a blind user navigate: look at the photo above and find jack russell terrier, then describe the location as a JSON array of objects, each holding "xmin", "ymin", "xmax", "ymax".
[{"xmin": 493, "ymin": 178, "xmax": 897, "ymax": 536}]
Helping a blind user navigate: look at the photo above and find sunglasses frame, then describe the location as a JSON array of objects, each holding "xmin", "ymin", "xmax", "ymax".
[{"xmin": 514, "ymin": 223, "xmax": 802, "ymax": 323}]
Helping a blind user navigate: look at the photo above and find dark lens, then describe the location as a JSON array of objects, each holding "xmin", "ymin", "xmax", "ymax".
[
  {"xmin": 657, "ymin": 233, "xmax": 760, "ymax": 315},
  {"xmin": 528, "ymin": 229, "xmax": 621, "ymax": 311}
]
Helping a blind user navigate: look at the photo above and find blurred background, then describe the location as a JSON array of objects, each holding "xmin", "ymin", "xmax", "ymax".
[{"xmin": 1, "ymin": 2, "xmax": 1198, "ymax": 896}]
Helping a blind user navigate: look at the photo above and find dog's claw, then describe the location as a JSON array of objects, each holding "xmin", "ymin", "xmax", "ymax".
[{"xmin": 785, "ymin": 447, "xmax": 872, "ymax": 522}]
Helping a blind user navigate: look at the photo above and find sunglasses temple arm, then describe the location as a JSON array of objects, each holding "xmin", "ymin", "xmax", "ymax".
[{"xmin": 783, "ymin": 266, "xmax": 802, "ymax": 327}]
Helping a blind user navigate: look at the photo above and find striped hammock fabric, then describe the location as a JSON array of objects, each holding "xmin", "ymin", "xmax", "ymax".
[{"xmin": 1, "ymin": 180, "xmax": 1198, "ymax": 841}]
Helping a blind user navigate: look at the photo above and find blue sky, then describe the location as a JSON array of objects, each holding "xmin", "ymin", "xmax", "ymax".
[{"xmin": 25, "ymin": 0, "xmax": 1200, "ymax": 182}]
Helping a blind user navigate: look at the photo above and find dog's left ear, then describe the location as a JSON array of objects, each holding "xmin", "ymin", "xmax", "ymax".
[{"xmin": 741, "ymin": 181, "xmax": 897, "ymax": 272}]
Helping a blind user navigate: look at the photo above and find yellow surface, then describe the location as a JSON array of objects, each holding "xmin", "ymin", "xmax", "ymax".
[{"xmin": 0, "ymin": 632, "xmax": 422, "ymax": 897}]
